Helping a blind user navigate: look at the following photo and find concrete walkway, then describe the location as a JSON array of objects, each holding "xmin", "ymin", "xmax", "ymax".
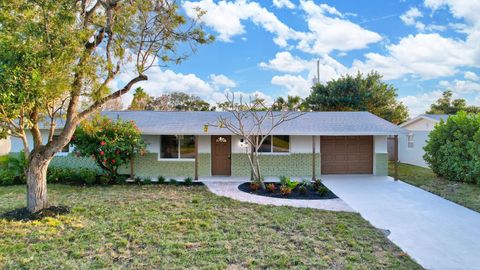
[
  {"xmin": 321, "ymin": 175, "xmax": 480, "ymax": 270},
  {"xmin": 203, "ymin": 181, "xmax": 354, "ymax": 212}
]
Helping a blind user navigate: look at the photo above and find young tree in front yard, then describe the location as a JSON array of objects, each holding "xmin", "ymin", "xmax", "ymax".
[
  {"xmin": 210, "ymin": 94, "xmax": 303, "ymax": 189},
  {"xmin": 72, "ymin": 115, "xmax": 146, "ymax": 182},
  {"xmin": 0, "ymin": 0, "xmax": 213, "ymax": 213}
]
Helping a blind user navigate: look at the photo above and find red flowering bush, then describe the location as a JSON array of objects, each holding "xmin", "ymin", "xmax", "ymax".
[{"xmin": 72, "ymin": 115, "xmax": 146, "ymax": 182}]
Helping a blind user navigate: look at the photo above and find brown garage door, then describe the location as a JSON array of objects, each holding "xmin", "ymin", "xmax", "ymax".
[{"xmin": 321, "ymin": 136, "xmax": 373, "ymax": 174}]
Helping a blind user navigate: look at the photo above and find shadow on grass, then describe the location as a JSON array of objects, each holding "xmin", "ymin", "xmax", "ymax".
[{"xmin": 0, "ymin": 205, "xmax": 70, "ymax": 221}]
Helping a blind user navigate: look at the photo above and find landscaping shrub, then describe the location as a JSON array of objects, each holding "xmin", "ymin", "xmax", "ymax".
[
  {"xmin": 280, "ymin": 176, "xmax": 299, "ymax": 190},
  {"xmin": 72, "ymin": 115, "xmax": 146, "ymax": 183},
  {"xmin": 158, "ymin": 176, "xmax": 166, "ymax": 184},
  {"xmin": 424, "ymin": 111, "xmax": 480, "ymax": 184},
  {"xmin": 266, "ymin": 183, "xmax": 276, "ymax": 193},
  {"xmin": 279, "ymin": 185, "xmax": 292, "ymax": 196},
  {"xmin": 313, "ymin": 179, "xmax": 322, "ymax": 191},
  {"xmin": 184, "ymin": 177, "xmax": 193, "ymax": 186},
  {"xmin": 169, "ymin": 178, "xmax": 177, "ymax": 185},
  {"xmin": 142, "ymin": 177, "xmax": 152, "ymax": 184},
  {"xmin": 47, "ymin": 167, "xmax": 100, "ymax": 185},
  {"xmin": 99, "ymin": 175, "xmax": 111, "ymax": 185},
  {"xmin": 5, "ymin": 152, "xmax": 27, "ymax": 184},
  {"xmin": 318, "ymin": 186, "xmax": 328, "ymax": 196},
  {"xmin": 0, "ymin": 153, "xmax": 29, "ymax": 185},
  {"xmin": 0, "ymin": 155, "xmax": 8, "ymax": 169},
  {"xmin": 249, "ymin": 181, "xmax": 260, "ymax": 191},
  {"xmin": 0, "ymin": 169, "xmax": 16, "ymax": 185},
  {"xmin": 299, "ymin": 180, "xmax": 310, "ymax": 196},
  {"xmin": 78, "ymin": 169, "xmax": 97, "ymax": 185}
]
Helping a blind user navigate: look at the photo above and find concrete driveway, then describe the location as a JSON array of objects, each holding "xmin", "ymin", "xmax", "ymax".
[{"xmin": 322, "ymin": 175, "xmax": 480, "ymax": 270}]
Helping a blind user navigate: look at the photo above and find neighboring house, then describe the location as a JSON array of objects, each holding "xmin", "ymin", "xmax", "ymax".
[
  {"xmin": 8, "ymin": 111, "xmax": 407, "ymax": 179},
  {"xmin": 396, "ymin": 114, "xmax": 450, "ymax": 168}
]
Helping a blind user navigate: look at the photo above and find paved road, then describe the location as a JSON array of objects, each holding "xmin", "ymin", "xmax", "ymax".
[{"xmin": 322, "ymin": 175, "xmax": 480, "ymax": 270}]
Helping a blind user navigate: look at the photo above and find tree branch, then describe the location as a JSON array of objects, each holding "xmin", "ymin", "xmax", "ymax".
[{"xmin": 77, "ymin": 74, "xmax": 148, "ymax": 121}]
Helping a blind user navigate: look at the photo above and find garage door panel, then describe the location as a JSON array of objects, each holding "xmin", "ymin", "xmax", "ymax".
[{"xmin": 321, "ymin": 136, "xmax": 373, "ymax": 174}]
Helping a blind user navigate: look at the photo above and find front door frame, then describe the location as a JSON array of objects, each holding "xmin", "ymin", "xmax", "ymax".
[{"xmin": 211, "ymin": 135, "xmax": 232, "ymax": 176}]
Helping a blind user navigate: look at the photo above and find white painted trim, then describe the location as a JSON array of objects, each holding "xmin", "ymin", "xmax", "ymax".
[
  {"xmin": 400, "ymin": 115, "xmax": 439, "ymax": 128},
  {"xmin": 157, "ymin": 158, "xmax": 195, "ymax": 162},
  {"xmin": 257, "ymin": 152, "xmax": 291, "ymax": 156}
]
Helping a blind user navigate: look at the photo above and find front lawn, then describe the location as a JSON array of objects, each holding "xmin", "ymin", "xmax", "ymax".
[
  {"xmin": 389, "ymin": 162, "xmax": 480, "ymax": 213},
  {"xmin": 0, "ymin": 184, "xmax": 420, "ymax": 269}
]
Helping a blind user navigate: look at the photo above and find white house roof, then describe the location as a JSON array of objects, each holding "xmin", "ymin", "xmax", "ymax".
[
  {"xmin": 399, "ymin": 114, "xmax": 450, "ymax": 128},
  {"xmin": 101, "ymin": 111, "xmax": 408, "ymax": 136}
]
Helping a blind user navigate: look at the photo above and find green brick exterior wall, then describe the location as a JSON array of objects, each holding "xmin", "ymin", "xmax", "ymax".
[
  {"xmin": 117, "ymin": 153, "xmax": 195, "ymax": 178},
  {"xmin": 198, "ymin": 153, "xmax": 211, "ymax": 177},
  {"xmin": 231, "ymin": 153, "xmax": 321, "ymax": 178},
  {"xmin": 50, "ymin": 153, "xmax": 211, "ymax": 179},
  {"xmin": 46, "ymin": 151, "xmax": 385, "ymax": 178},
  {"xmin": 375, "ymin": 153, "xmax": 388, "ymax": 176}
]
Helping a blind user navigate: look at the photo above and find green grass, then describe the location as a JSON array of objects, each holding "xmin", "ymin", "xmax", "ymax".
[
  {"xmin": 0, "ymin": 184, "xmax": 421, "ymax": 269},
  {"xmin": 389, "ymin": 162, "xmax": 480, "ymax": 213}
]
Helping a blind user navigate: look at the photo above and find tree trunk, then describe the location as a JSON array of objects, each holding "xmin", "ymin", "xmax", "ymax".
[{"xmin": 26, "ymin": 152, "xmax": 52, "ymax": 213}]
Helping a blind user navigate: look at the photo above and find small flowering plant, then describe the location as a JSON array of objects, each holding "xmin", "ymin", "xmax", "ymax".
[{"xmin": 72, "ymin": 115, "xmax": 146, "ymax": 182}]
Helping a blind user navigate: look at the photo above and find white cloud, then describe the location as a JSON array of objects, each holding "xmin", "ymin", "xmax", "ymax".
[
  {"xmin": 260, "ymin": 51, "xmax": 348, "ymax": 77},
  {"xmin": 399, "ymin": 90, "xmax": 444, "ymax": 116},
  {"xmin": 210, "ymin": 74, "xmax": 237, "ymax": 88},
  {"xmin": 261, "ymin": 52, "xmax": 349, "ymax": 97},
  {"xmin": 438, "ymin": 79, "xmax": 480, "ymax": 94},
  {"xmin": 272, "ymin": 0, "xmax": 295, "ymax": 9},
  {"xmin": 465, "ymin": 71, "xmax": 479, "ymax": 81},
  {"xmin": 271, "ymin": 74, "xmax": 312, "ymax": 97},
  {"xmin": 424, "ymin": 0, "xmax": 480, "ymax": 24},
  {"xmin": 184, "ymin": 0, "xmax": 382, "ymax": 54},
  {"xmin": 259, "ymin": 51, "xmax": 312, "ymax": 73},
  {"xmin": 183, "ymin": 0, "xmax": 297, "ymax": 47},
  {"xmin": 400, "ymin": 7, "xmax": 425, "ymax": 31},
  {"xmin": 109, "ymin": 66, "xmax": 273, "ymax": 109},
  {"xmin": 423, "ymin": 0, "xmax": 480, "ymax": 65},
  {"xmin": 296, "ymin": 0, "xmax": 382, "ymax": 54},
  {"xmin": 351, "ymin": 33, "xmax": 475, "ymax": 80}
]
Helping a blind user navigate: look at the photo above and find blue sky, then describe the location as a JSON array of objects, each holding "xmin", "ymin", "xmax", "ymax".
[{"xmin": 115, "ymin": 0, "xmax": 480, "ymax": 116}]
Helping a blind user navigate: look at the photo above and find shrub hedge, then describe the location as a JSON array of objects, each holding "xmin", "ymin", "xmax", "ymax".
[{"xmin": 423, "ymin": 111, "xmax": 480, "ymax": 184}]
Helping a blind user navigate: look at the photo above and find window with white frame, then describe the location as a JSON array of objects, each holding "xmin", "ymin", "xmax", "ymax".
[
  {"xmin": 160, "ymin": 135, "xmax": 195, "ymax": 159},
  {"xmin": 258, "ymin": 135, "xmax": 289, "ymax": 153},
  {"xmin": 407, "ymin": 134, "xmax": 414, "ymax": 149}
]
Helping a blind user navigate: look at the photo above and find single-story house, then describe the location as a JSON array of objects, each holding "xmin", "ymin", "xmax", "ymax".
[
  {"xmin": 8, "ymin": 111, "xmax": 407, "ymax": 179},
  {"xmin": 396, "ymin": 114, "xmax": 449, "ymax": 168}
]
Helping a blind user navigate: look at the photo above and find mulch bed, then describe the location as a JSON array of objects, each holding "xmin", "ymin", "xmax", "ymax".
[
  {"xmin": 238, "ymin": 182, "xmax": 338, "ymax": 200},
  {"xmin": 0, "ymin": 205, "xmax": 71, "ymax": 221}
]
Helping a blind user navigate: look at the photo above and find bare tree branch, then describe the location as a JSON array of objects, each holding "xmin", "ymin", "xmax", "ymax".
[{"xmin": 207, "ymin": 93, "xmax": 304, "ymax": 186}]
